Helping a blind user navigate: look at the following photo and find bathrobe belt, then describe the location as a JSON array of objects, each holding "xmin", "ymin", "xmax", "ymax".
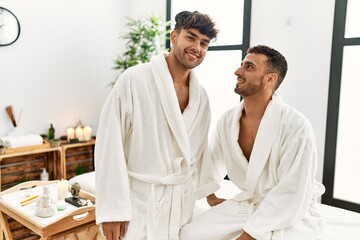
[
  {"xmin": 234, "ymin": 191, "xmax": 263, "ymax": 216},
  {"xmin": 233, "ymin": 191, "xmax": 286, "ymax": 240},
  {"xmin": 128, "ymin": 157, "xmax": 192, "ymax": 240}
]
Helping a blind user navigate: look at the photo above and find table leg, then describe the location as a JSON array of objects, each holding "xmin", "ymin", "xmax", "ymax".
[
  {"xmin": 0, "ymin": 212, "xmax": 13, "ymax": 240},
  {"xmin": 85, "ymin": 224, "xmax": 99, "ymax": 240},
  {"xmin": 52, "ymin": 151, "xmax": 57, "ymax": 180},
  {"xmin": 64, "ymin": 233, "xmax": 77, "ymax": 240}
]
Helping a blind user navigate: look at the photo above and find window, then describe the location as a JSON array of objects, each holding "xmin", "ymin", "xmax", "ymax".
[
  {"xmin": 166, "ymin": 0, "xmax": 251, "ymax": 133},
  {"xmin": 323, "ymin": 0, "xmax": 360, "ymax": 212}
]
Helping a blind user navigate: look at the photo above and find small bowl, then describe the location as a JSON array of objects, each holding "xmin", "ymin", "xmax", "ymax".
[{"xmin": 50, "ymin": 139, "xmax": 61, "ymax": 147}]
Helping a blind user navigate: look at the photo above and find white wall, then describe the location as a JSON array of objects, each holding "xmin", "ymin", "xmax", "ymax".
[
  {"xmin": 127, "ymin": 0, "xmax": 166, "ymax": 17},
  {"xmin": 0, "ymin": 0, "xmax": 334, "ymax": 182},
  {"xmin": 0, "ymin": 0, "xmax": 166, "ymax": 138}
]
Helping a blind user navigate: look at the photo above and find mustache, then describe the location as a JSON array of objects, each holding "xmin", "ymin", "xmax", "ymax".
[{"xmin": 185, "ymin": 49, "xmax": 200, "ymax": 58}]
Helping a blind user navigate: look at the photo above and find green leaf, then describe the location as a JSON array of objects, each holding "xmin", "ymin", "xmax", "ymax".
[{"xmin": 110, "ymin": 15, "xmax": 170, "ymax": 87}]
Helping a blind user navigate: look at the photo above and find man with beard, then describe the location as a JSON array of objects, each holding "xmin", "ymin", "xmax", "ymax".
[
  {"xmin": 95, "ymin": 11, "xmax": 220, "ymax": 240},
  {"xmin": 180, "ymin": 45, "xmax": 325, "ymax": 240}
]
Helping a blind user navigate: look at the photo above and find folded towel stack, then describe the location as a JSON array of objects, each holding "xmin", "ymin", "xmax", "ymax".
[{"xmin": 0, "ymin": 134, "xmax": 43, "ymax": 148}]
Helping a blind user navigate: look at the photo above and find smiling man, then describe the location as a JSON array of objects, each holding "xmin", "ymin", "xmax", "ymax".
[
  {"xmin": 180, "ymin": 45, "xmax": 325, "ymax": 240},
  {"xmin": 95, "ymin": 11, "xmax": 219, "ymax": 240}
]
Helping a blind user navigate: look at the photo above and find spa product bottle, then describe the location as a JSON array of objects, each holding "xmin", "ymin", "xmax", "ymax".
[
  {"xmin": 48, "ymin": 124, "xmax": 55, "ymax": 140},
  {"xmin": 40, "ymin": 168, "xmax": 49, "ymax": 181}
]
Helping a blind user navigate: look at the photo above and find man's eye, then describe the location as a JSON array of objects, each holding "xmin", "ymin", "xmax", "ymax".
[{"xmin": 201, "ymin": 42, "xmax": 209, "ymax": 48}]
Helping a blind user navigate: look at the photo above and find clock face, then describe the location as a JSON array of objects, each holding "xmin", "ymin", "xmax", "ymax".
[{"xmin": 0, "ymin": 7, "xmax": 21, "ymax": 46}]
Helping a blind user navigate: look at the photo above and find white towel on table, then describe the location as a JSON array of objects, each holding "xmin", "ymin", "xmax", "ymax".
[{"xmin": 0, "ymin": 134, "xmax": 43, "ymax": 148}]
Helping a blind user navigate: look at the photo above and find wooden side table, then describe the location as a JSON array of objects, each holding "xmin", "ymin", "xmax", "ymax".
[{"xmin": 0, "ymin": 180, "xmax": 98, "ymax": 240}]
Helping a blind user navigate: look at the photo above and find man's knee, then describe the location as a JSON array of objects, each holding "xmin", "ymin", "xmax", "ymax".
[{"xmin": 179, "ymin": 223, "xmax": 196, "ymax": 240}]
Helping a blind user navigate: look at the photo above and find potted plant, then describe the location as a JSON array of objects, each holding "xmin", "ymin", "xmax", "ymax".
[
  {"xmin": 110, "ymin": 15, "xmax": 169, "ymax": 86},
  {"xmin": 74, "ymin": 165, "xmax": 86, "ymax": 175},
  {"xmin": 50, "ymin": 138, "xmax": 61, "ymax": 147}
]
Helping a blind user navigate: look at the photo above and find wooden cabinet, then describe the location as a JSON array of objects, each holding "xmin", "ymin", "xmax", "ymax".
[
  {"xmin": 0, "ymin": 139, "xmax": 95, "ymax": 191},
  {"xmin": 61, "ymin": 139, "xmax": 95, "ymax": 180}
]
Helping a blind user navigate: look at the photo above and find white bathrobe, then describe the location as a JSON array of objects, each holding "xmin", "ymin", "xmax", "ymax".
[
  {"xmin": 95, "ymin": 52, "xmax": 219, "ymax": 240},
  {"xmin": 180, "ymin": 93, "xmax": 325, "ymax": 240}
]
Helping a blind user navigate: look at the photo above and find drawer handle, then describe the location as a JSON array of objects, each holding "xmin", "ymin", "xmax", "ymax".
[{"xmin": 73, "ymin": 212, "xmax": 89, "ymax": 221}]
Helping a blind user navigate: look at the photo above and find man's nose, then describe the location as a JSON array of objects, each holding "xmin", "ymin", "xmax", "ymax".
[
  {"xmin": 234, "ymin": 67, "xmax": 242, "ymax": 76},
  {"xmin": 192, "ymin": 40, "xmax": 201, "ymax": 52}
]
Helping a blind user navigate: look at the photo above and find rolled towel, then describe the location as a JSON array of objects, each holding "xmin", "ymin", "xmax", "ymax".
[
  {"xmin": 68, "ymin": 171, "xmax": 96, "ymax": 195},
  {"xmin": 0, "ymin": 134, "xmax": 43, "ymax": 148}
]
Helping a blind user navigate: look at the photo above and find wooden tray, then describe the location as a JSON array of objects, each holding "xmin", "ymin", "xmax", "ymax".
[{"xmin": 4, "ymin": 142, "xmax": 51, "ymax": 154}]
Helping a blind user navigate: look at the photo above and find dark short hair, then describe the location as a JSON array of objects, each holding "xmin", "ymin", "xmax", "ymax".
[
  {"xmin": 247, "ymin": 45, "xmax": 288, "ymax": 90},
  {"xmin": 174, "ymin": 11, "xmax": 219, "ymax": 41}
]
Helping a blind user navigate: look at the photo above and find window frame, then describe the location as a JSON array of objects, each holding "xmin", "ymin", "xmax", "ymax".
[
  {"xmin": 323, "ymin": 0, "xmax": 360, "ymax": 212},
  {"xmin": 166, "ymin": 0, "xmax": 252, "ymax": 59}
]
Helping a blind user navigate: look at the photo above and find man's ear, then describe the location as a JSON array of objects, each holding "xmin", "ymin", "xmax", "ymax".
[
  {"xmin": 170, "ymin": 30, "xmax": 177, "ymax": 45},
  {"xmin": 265, "ymin": 73, "xmax": 278, "ymax": 88}
]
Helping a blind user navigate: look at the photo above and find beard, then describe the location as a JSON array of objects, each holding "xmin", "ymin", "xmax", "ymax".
[
  {"xmin": 173, "ymin": 46, "xmax": 204, "ymax": 69},
  {"xmin": 234, "ymin": 77, "xmax": 265, "ymax": 97}
]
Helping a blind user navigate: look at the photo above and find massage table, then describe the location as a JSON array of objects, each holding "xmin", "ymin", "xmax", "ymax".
[{"xmin": 69, "ymin": 171, "xmax": 360, "ymax": 239}]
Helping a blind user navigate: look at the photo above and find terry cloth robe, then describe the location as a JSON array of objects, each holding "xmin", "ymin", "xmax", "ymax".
[
  {"xmin": 180, "ymin": 93, "xmax": 326, "ymax": 240},
  {"xmin": 95, "ymin": 52, "xmax": 219, "ymax": 240}
]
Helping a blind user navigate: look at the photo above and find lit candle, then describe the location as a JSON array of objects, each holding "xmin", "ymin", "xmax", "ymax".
[
  {"xmin": 75, "ymin": 126, "xmax": 84, "ymax": 141},
  {"xmin": 57, "ymin": 179, "xmax": 68, "ymax": 200},
  {"xmin": 83, "ymin": 125, "xmax": 92, "ymax": 141},
  {"xmin": 66, "ymin": 127, "xmax": 75, "ymax": 141}
]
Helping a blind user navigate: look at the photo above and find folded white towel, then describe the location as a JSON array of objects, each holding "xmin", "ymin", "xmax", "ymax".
[{"xmin": 0, "ymin": 134, "xmax": 43, "ymax": 148}]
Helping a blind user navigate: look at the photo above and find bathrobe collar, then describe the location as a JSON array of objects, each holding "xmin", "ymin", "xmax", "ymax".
[
  {"xmin": 232, "ymin": 93, "xmax": 283, "ymax": 197},
  {"xmin": 150, "ymin": 52, "xmax": 202, "ymax": 163}
]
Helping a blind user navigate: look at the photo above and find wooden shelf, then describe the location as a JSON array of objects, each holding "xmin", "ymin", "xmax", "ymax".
[
  {"xmin": 61, "ymin": 139, "xmax": 95, "ymax": 179},
  {"xmin": 2, "ymin": 142, "xmax": 51, "ymax": 154},
  {"xmin": 0, "ymin": 147, "xmax": 62, "ymax": 161},
  {"xmin": 61, "ymin": 139, "xmax": 95, "ymax": 151},
  {"xmin": 0, "ymin": 139, "xmax": 95, "ymax": 191}
]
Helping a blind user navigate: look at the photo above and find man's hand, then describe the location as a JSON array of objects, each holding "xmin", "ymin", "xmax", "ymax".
[
  {"xmin": 206, "ymin": 193, "xmax": 225, "ymax": 207},
  {"xmin": 236, "ymin": 231, "xmax": 256, "ymax": 240},
  {"xmin": 102, "ymin": 221, "xmax": 128, "ymax": 240}
]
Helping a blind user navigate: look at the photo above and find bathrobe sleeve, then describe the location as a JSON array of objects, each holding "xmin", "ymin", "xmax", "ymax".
[
  {"xmin": 191, "ymin": 89, "xmax": 222, "ymax": 199},
  {"xmin": 193, "ymin": 136, "xmax": 222, "ymax": 199},
  {"xmin": 243, "ymin": 118, "xmax": 319, "ymax": 239},
  {"xmin": 209, "ymin": 114, "xmax": 230, "ymax": 181},
  {"xmin": 95, "ymin": 72, "xmax": 134, "ymax": 224}
]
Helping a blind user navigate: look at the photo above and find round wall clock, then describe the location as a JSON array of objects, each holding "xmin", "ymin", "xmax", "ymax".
[{"xmin": 0, "ymin": 7, "xmax": 21, "ymax": 46}]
